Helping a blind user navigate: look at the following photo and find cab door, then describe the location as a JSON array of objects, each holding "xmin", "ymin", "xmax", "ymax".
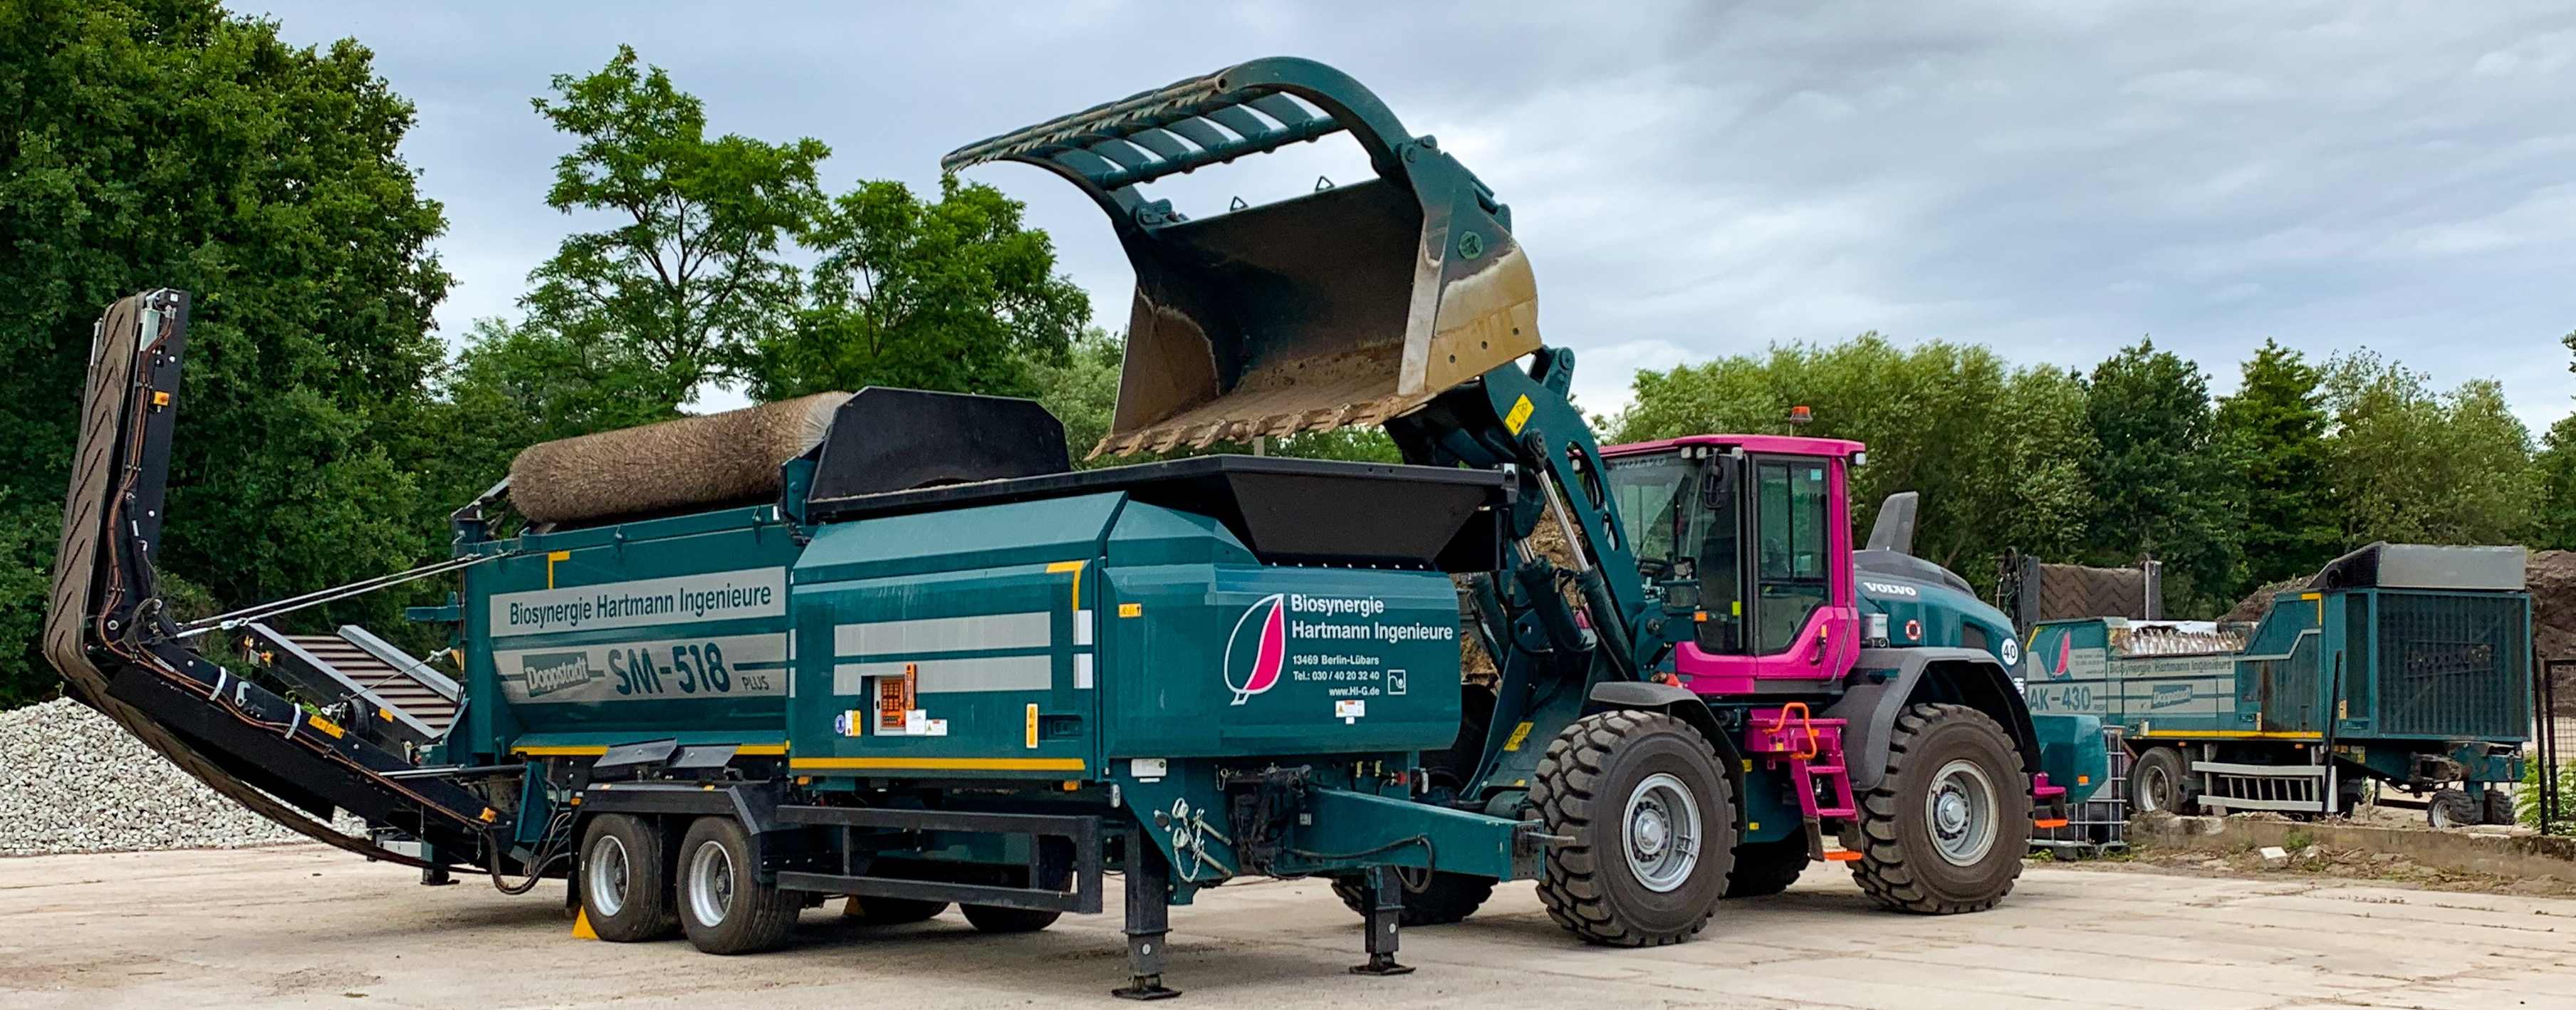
[{"xmin": 1742, "ymin": 454, "xmax": 1857, "ymax": 675}]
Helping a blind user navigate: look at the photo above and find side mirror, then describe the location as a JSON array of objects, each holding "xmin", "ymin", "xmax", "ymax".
[{"xmin": 1699, "ymin": 462, "xmax": 1733, "ymax": 510}]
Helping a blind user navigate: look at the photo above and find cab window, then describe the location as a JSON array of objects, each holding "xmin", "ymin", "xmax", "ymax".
[
  {"xmin": 1754, "ymin": 458, "xmax": 1830, "ymax": 653},
  {"xmin": 1606, "ymin": 454, "xmax": 1741, "ymax": 652},
  {"xmin": 1609, "ymin": 454, "xmax": 1698, "ymax": 571}
]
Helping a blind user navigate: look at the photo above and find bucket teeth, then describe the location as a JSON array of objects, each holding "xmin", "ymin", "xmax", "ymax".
[{"xmin": 1085, "ymin": 396, "xmax": 1416, "ymax": 459}]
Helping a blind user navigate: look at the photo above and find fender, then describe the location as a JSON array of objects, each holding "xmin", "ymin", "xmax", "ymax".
[
  {"xmin": 1823, "ymin": 647, "xmax": 2039, "ymax": 792},
  {"xmin": 576, "ymin": 779, "xmax": 786, "ymax": 835},
  {"xmin": 1586, "ymin": 682, "xmax": 1745, "ymax": 772}
]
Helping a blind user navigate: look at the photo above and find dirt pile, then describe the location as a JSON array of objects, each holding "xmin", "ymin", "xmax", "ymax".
[
  {"xmin": 2534, "ymin": 550, "xmax": 2575, "ymax": 712},
  {"xmin": 2116, "ymin": 838, "xmax": 2576, "ymax": 897},
  {"xmin": 2220, "ymin": 578, "xmax": 2305, "ymax": 625},
  {"xmin": 2533, "ymin": 550, "xmax": 2575, "ymax": 662}
]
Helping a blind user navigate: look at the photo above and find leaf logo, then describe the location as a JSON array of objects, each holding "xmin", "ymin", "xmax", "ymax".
[{"xmin": 1223, "ymin": 593, "xmax": 1288, "ymax": 705}]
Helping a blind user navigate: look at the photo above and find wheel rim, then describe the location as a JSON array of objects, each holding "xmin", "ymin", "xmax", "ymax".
[
  {"xmin": 586, "ymin": 834, "xmax": 630, "ymax": 918},
  {"xmin": 2136, "ymin": 763, "xmax": 2170, "ymax": 813},
  {"xmin": 687, "ymin": 839, "xmax": 736, "ymax": 927},
  {"xmin": 1622, "ymin": 771, "xmax": 1702, "ymax": 892},
  {"xmin": 1925, "ymin": 759, "xmax": 1998, "ymax": 867}
]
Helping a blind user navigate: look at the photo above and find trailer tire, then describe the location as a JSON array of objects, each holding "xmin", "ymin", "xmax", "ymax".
[
  {"xmin": 961, "ymin": 905, "xmax": 1062, "ymax": 933},
  {"xmin": 1531, "ymin": 710, "xmax": 1737, "ymax": 947},
  {"xmin": 1850, "ymin": 703, "xmax": 2029, "ymax": 915},
  {"xmin": 843, "ymin": 896, "xmax": 947, "ymax": 925},
  {"xmin": 1330, "ymin": 871, "xmax": 1497, "ymax": 925},
  {"xmin": 1723, "ymin": 835, "xmax": 1808, "ymax": 899},
  {"xmin": 2129, "ymin": 746, "xmax": 2192, "ymax": 815},
  {"xmin": 2481, "ymin": 788, "xmax": 2515, "ymax": 826},
  {"xmin": 677, "ymin": 817, "xmax": 801, "ymax": 954},
  {"xmin": 579, "ymin": 813, "xmax": 677, "ymax": 942},
  {"xmin": 2427, "ymin": 788, "xmax": 2479, "ymax": 829}
]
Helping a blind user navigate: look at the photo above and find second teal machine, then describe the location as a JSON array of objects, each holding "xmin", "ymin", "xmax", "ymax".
[{"xmin": 2023, "ymin": 543, "xmax": 2530, "ymax": 825}]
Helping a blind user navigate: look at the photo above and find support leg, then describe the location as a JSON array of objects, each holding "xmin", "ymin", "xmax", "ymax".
[
  {"xmin": 419, "ymin": 842, "xmax": 454, "ymax": 887},
  {"xmin": 1349, "ymin": 866, "xmax": 1414, "ymax": 977},
  {"xmin": 1113, "ymin": 839, "xmax": 1181, "ymax": 1001}
]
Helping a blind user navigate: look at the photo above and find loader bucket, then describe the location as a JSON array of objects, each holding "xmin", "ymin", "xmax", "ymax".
[{"xmin": 944, "ymin": 57, "xmax": 1540, "ymax": 457}]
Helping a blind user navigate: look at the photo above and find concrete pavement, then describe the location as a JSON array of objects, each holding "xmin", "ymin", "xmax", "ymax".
[{"xmin": 3, "ymin": 845, "xmax": 2572, "ymax": 1009}]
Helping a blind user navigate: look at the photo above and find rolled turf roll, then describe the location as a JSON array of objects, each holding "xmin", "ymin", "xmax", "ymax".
[{"xmin": 508, "ymin": 392, "xmax": 850, "ymax": 525}]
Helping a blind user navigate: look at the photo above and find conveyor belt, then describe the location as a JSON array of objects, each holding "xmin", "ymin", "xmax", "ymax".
[{"xmin": 43, "ymin": 291, "xmax": 502, "ymax": 870}]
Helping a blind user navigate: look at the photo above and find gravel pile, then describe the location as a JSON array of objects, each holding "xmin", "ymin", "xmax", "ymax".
[{"xmin": 0, "ymin": 697, "xmax": 360, "ymax": 856}]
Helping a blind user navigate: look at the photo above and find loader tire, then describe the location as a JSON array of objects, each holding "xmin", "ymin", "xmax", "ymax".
[
  {"xmin": 579, "ymin": 813, "xmax": 678, "ymax": 941},
  {"xmin": 1850, "ymin": 703, "xmax": 2029, "ymax": 915},
  {"xmin": 1722, "ymin": 835, "xmax": 1809, "ymax": 899},
  {"xmin": 1531, "ymin": 710, "xmax": 1736, "ymax": 946},
  {"xmin": 1330, "ymin": 871, "xmax": 1497, "ymax": 925},
  {"xmin": 961, "ymin": 905, "xmax": 1062, "ymax": 933},
  {"xmin": 677, "ymin": 816, "xmax": 801, "ymax": 954}
]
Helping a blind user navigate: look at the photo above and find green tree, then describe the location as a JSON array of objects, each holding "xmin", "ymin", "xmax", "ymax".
[
  {"xmin": 1031, "ymin": 328, "xmax": 1124, "ymax": 465},
  {"xmin": 526, "ymin": 45, "xmax": 828, "ymax": 406},
  {"xmin": 0, "ymin": 0, "xmax": 451, "ymax": 706},
  {"xmin": 391, "ymin": 47, "xmax": 844, "ymax": 549},
  {"xmin": 2213, "ymin": 340, "xmax": 2337, "ymax": 592},
  {"xmin": 2320, "ymin": 350, "xmax": 2536, "ymax": 546},
  {"xmin": 2534, "ymin": 331, "xmax": 2576, "ymax": 550},
  {"xmin": 749, "ymin": 177, "xmax": 1090, "ymax": 401},
  {"xmin": 2079, "ymin": 340, "xmax": 2238, "ymax": 615},
  {"xmin": 392, "ymin": 317, "xmax": 682, "ymax": 521},
  {"xmin": 1612, "ymin": 333, "xmax": 2095, "ymax": 591},
  {"xmin": 2537, "ymin": 415, "xmax": 2576, "ymax": 551}
]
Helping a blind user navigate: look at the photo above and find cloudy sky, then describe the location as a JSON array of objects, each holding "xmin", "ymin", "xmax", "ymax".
[{"xmin": 250, "ymin": 1, "xmax": 2576, "ymax": 434}]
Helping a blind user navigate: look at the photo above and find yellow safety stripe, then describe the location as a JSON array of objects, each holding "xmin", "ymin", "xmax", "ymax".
[
  {"xmin": 2132, "ymin": 729, "xmax": 2321, "ymax": 740},
  {"xmin": 1047, "ymin": 559, "xmax": 1085, "ymax": 608}
]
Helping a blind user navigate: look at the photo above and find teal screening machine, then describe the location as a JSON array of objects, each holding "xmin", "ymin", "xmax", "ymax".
[
  {"xmin": 2024, "ymin": 543, "xmax": 2530, "ymax": 826},
  {"xmin": 48, "ymin": 58, "xmax": 2104, "ymax": 999}
]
